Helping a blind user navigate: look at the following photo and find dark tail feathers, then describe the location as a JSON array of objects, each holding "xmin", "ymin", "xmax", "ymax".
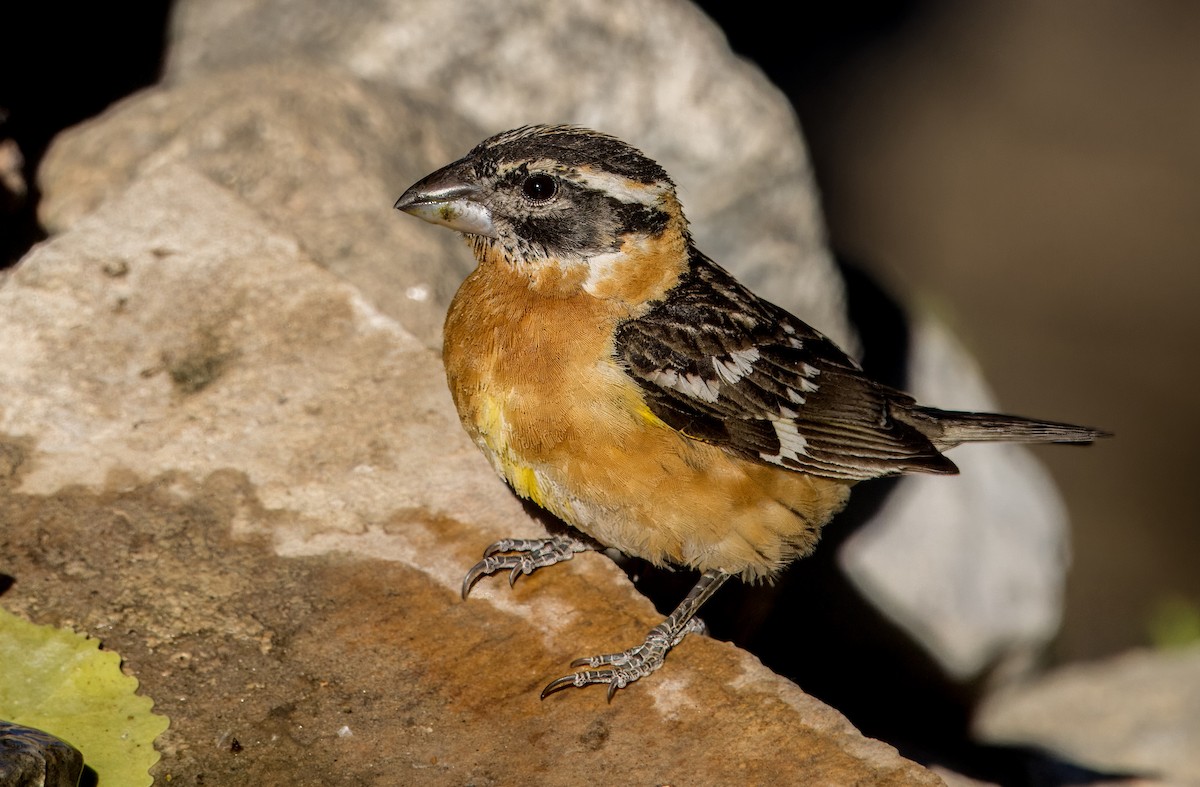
[{"xmin": 896, "ymin": 405, "xmax": 1110, "ymax": 451}]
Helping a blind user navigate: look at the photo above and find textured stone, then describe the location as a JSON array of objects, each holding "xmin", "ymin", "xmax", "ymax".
[
  {"xmin": 0, "ymin": 165, "xmax": 940, "ymax": 784},
  {"xmin": 0, "ymin": 722, "xmax": 83, "ymax": 787},
  {"xmin": 38, "ymin": 65, "xmax": 483, "ymax": 349}
]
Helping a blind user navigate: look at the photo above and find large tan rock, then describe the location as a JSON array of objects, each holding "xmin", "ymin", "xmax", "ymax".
[
  {"xmin": 37, "ymin": 66, "xmax": 482, "ymax": 349},
  {"xmin": 0, "ymin": 165, "xmax": 941, "ymax": 784}
]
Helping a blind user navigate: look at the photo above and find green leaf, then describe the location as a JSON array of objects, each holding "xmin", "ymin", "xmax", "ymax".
[{"xmin": 0, "ymin": 606, "xmax": 169, "ymax": 786}]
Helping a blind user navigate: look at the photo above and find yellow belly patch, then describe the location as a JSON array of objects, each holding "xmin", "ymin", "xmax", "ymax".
[
  {"xmin": 507, "ymin": 463, "xmax": 547, "ymax": 509},
  {"xmin": 474, "ymin": 392, "xmax": 552, "ymax": 511}
]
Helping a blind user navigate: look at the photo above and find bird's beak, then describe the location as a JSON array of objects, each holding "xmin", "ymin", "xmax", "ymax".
[{"xmin": 394, "ymin": 163, "xmax": 498, "ymax": 238}]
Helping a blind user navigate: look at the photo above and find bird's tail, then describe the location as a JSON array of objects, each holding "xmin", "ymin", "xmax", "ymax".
[{"xmin": 895, "ymin": 405, "xmax": 1110, "ymax": 451}]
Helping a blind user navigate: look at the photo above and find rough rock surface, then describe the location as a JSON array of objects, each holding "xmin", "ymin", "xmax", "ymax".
[
  {"xmin": 0, "ymin": 722, "xmax": 83, "ymax": 787},
  {"xmin": 0, "ymin": 166, "xmax": 941, "ymax": 784},
  {"xmin": 37, "ymin": 65, "xmax": 483, "ymax": 350}
]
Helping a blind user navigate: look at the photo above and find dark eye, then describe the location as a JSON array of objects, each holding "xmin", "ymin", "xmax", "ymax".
[{"xmin": 521, "ymin": 173, "xmax": 557, "ymax": 201}]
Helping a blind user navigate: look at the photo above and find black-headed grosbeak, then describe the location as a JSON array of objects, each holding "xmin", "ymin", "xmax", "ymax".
[{"xmin": 395, "ymin": 125, "xmax": 1105, "ymax": 700}]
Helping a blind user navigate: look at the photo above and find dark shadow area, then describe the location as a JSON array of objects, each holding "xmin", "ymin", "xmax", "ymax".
[
  {"xmin": 0, "ymin": 3, "xmax": 172, "ymax": 267},
  {"xmin": 696, "ymin": 1, "xmax": 923, "ymax": 94},
  {"xmin": 79, "ymin": 764, "xmax": 99, "ymax": 787}
]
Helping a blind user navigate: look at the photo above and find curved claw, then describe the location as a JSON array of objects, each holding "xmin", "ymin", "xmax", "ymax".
[
  {"xmin": 461, "ymin": 559, "xmax": 490, "ymax": 600},
  {"xmin": 540, "ymin": 673, "xmax": 584, "ymax": 700},
  {"xmin": 545, "ymin": 617, "xmax": 708, "ymax": 699}
]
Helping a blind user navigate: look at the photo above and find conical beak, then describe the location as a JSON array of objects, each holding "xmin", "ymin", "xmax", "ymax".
[{"xmin": 394, "ymin": 162, "xmax": 498, "ymax": 238}]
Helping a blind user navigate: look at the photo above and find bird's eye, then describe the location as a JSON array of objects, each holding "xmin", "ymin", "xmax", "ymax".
[{"xmin": 521, "ymin": 174, "xmax": 557, "ymax": 202}]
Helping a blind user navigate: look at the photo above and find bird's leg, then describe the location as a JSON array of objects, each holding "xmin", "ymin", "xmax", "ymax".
[
  {"xmin": 541, "ymin": 568, "xmax": 732, "ymax": 701},
  {"xmin": 461, "ymin": 535, "xmax": 593, "ymax": 599}
]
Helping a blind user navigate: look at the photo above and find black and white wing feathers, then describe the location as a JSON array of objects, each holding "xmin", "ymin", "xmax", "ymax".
[{"xmin": 613, "ymin": 252, "xmax": 957, "ymax": 481}]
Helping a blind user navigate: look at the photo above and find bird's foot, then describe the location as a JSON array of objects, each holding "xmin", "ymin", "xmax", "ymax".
[
  {"xmin": 540, "ymin": 617, "xmax": 707, "ymax": 701},
  {"xmin": 461, "ymin": 535, "xmax": 592, "ymax": 599}
]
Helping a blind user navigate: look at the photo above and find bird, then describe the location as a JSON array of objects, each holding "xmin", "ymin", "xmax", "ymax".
[{"xmin": 394, "ymin": 124, "xmax": 1106, "ymax": 700}]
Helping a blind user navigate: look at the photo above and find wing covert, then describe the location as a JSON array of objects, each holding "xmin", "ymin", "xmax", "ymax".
[{"xmin": 613, "ymin": 252, "xmax": 956, "ymax": 480}]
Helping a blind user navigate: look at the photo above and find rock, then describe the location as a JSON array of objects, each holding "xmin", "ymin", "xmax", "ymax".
[
  {"xmin": 0, "ymin": 721, "xmax": 83, "ymax": 787},
  {"xmin": 38, "ymin": 65, "xmax": 484, "ymax": 349},
  {"xmin": 975, "ymin": 645, "xmax": 1200, "ymax": 785},
  {"xmin": 0, "ymin": 165, "xmax": 941, "ymax": 784},
  {"xmin": 12, "ymin": 163, "xmax": 510, "ymax": 540},
  {"xmin": 0, "ymin": 139, "xmax": 26, "ymax": 207}
]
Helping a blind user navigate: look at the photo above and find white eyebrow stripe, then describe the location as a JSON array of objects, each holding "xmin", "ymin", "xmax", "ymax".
[{"xmin": 567, "ymin": 167, "xmax": 665, "ymax": 208}]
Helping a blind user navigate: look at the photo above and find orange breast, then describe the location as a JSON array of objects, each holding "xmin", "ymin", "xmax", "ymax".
[{"xmin": 441, "ymin": 251, "xmax": 852, "ymax": 580}]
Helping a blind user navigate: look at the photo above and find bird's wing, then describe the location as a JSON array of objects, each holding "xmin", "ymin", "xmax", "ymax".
[{"xmin": 613, "ymin": 252, "xmax": 957, "ymax": 480}]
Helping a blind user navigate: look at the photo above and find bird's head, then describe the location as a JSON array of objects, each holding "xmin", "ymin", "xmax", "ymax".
[{"xmin": 396, "ymin": 125, "xmax": 691, "ymax": 299}]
